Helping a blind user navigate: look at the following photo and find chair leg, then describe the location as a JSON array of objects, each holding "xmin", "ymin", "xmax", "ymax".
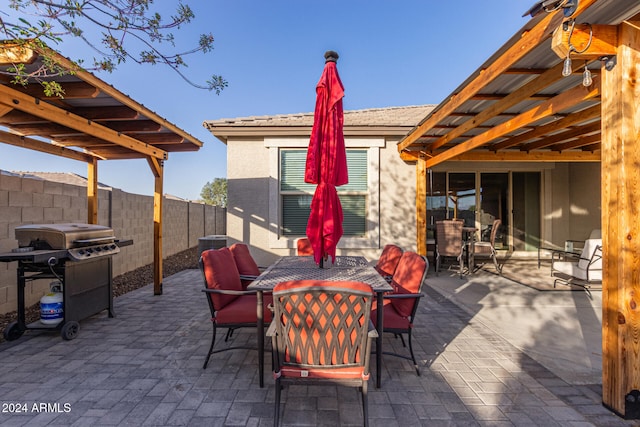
[
  {"xmin": 274, "ymin": 379, "xmax": 282, "ymax": 427},
  {"xmin": 435, "ymin": 255, "xmax": 440, "ymax": 276},
  {"xmin": 203, "ymin": 322, "xmax": 217, "ymax": 369},
  {"xmin": 492, "ymin": 254, "xmax": 502, "ymax": 276},
  {"xmin": 397, "ymin": 333, "xmax": 407, "ymax": 348},
  {"xmin": 362, "ymin": 379, "xmax": 369, "ymax": 427},
  {"xmin": 407, "ymin": 330, "xmax": 420, "ymax": 376}
]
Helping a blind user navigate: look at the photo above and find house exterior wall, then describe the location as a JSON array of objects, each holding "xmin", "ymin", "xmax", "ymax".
[
  {"xmin": 226, "ymin": 136, "xmax": 417, "ymax": 267},
  {"xmin": 226, "ymin": 132, "xmax": 602, "ymax": 266},
  {"xmin": 0, "ymin": 172, "xmax": 226, "ymax": 315}
]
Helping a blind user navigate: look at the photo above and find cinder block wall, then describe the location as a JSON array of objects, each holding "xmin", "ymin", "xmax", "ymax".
[{"xmin": 0, "ymin": 173, "xmax": 226, "ymax": 315}]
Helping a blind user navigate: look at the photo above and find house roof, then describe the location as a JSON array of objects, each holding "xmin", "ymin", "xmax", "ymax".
[
  {"xmin": 204, "ymin": 105, "xmax": 435, "ymax": 143},
  {"xmin": 0, "ymin": 43, "xmax": 204, "ymax": 162},
  {"xmin": 3, "ymin": 170, "xmax": 111, "ymax": 189},
  {"xmin": 397, "ymin": 0, "xmax": 640, "ymax": 167}
]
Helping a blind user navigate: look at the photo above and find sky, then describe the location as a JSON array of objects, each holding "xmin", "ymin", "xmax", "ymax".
[{"xmin": 1, "ymin": 1, "xmax": 535, "ymax": 201}]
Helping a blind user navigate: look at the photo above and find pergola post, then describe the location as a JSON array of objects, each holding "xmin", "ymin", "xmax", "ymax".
[
  {"xmin": 416, "ymin": 154, "xmax": 427, "ymax": 256},
  {"xmin": 148, "ymin": 157, "xmax": 164, "ymax": 295},
  {"xmin": 600, "ymin": 19, "xmax": 640, "ymax": 419},
  {"xmin": 87, "ymin": 158, "xmax": 98, "ymax": 224}
]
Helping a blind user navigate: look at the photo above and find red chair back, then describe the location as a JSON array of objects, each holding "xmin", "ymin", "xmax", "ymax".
[
  {"xmin": 200, "ymin": 247, "xmax": 243, "ymax": 310},
  {"xmin": 390, "ymin": 251, "xmax": 428, "ymax": 318},
  {"xmin": 374, "ymin": 244, "xmax": 403, "ymax": 277},
  {"xmin": 296, "ymin": 238, "xmax": 313, "ymax": 256},
  {"xmin": 229, "ymin": 243, "xmax": 260, "ymax": 289}
]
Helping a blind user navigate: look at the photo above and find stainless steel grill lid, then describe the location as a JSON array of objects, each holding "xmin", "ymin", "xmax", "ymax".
[{"xmin": 15, "ymin": 223, "xmax": 115, "ymax": 250}]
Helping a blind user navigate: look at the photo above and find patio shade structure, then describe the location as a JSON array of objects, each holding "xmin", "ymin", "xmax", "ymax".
[
  {"xmin": 304, "ymin": 51, "xmax": 348, "ymax": 266},
  {"xmin": 0, "ymin": 42, "xmax": 206, "ymax": 295},
  {"xmin": 395, "ymin": 0, "xmax": 640, "ymax": 418}
]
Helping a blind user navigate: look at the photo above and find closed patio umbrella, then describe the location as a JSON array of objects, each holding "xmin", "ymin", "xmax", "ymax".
[{"xmin": 304, "ymin": 50, "xmax": 348, "ymax": 266}]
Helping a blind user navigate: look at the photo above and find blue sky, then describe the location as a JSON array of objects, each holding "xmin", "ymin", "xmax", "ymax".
[{"xmin": 2, "ymin": 1, "xmax": 533, "ymax": 200}]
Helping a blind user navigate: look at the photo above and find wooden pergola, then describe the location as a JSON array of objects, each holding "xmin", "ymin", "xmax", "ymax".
[
  {"xmin": 397, "ymin": 0, "xmax": 640, "ymax": 418},
  {"xmin": 0, "ymin": 43, "xmax": 205, "ymax": 296}
]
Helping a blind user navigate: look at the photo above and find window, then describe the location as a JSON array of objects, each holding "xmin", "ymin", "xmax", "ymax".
[
  {"xmin": 267, "ymin": 137, "xmax": 382, "ymax": 250},
  {"xmin": 280, "ymin": 149, "xmax": 368, "ymax": 237}
]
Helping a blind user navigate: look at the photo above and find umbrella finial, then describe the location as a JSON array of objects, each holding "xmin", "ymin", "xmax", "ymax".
[{"xmin": 324, "ymin": 50, "xmax": 339, "ymax": 63}]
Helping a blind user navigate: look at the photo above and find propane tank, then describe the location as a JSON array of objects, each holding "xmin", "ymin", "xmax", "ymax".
[{"xmin": 40, "ymin": 281, "xmax": 63, "ymax": 325}]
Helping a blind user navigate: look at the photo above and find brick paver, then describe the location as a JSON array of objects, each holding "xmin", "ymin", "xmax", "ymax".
[{"xmin": 0, "ymin": 268, "xmax": 635, "ymax": 426}]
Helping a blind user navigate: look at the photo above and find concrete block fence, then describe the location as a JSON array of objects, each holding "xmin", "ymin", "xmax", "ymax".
[{"xmin": 0, "ymin": 172, "xmax": 226, "ymax": 315}]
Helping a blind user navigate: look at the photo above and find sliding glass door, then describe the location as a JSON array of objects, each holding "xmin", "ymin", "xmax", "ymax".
[
  {"xmin": 512, "ymin": 172, "xmax": 541, "ymax": 251},
  {"xmin": 427, "ymin": 170, "xmax": 541, "ymax": 252}
]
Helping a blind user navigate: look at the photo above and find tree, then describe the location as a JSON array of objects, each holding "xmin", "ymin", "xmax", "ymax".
[
  {"xmin": 200, "ymin": 178, "xmax": 227, "ymax": 207},
  {"xmin": 1, "ymin": 1, "xmax": 227, "ymax": 96}
]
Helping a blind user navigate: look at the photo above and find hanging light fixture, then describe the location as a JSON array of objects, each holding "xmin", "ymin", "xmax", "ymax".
[
  {"xmin": 562, "ymin": 55, "xmax": 573, "ymax": 77},
  {"xmin": 560, "ymin": 20, "xmax": 593, "ymax": 78},
  {"xmin": 582, "ymin": 61, "xmax": 593, "ymax": 86}
]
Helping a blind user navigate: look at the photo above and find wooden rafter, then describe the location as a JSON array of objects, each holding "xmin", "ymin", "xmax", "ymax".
[
  {"xmin": 424, "ymin": 76, "xmax": 601, "ymax": 168},
  {"xmin": 0, "ymin": 83, "xmax": 167, "ymax": 160},
  {"xmin": 491, "ymin": 104, "xmax": 601, "ymax": 150}
]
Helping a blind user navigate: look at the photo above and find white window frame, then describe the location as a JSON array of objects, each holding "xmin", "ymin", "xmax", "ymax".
[{"xmin": 266, "ymin": 137, "xmax": 383, "ymax": 250}]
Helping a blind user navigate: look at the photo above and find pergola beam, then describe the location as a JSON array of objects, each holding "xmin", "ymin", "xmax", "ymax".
[
  {"xmin": 400, "ymin": 149, "xmax": 600, "ymax": 163},
  {"xmin": 0, "ymin": 129, "xmax": 95, "ymax": 162}
]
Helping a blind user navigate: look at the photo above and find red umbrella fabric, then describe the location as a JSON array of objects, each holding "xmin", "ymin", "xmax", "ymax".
[{"xmin": 305, "ymin": 51, "xmax": 348, "ymax": 266}]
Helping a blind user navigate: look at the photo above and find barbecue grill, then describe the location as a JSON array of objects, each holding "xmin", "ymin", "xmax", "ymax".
[{"xmin": 0, "ymin": 223, "xmax": 132, "ymax": 341}]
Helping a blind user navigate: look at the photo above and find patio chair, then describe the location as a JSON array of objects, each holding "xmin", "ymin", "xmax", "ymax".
[
  {"xmin": 472, "ymin": 219, "xmax": 502, "ymax": 275},
  {"xmin": 296, "ymin": 238, "xmax": 313, "ymax": 256},
  {"xmin": 435, "ymin": 220, "xmax": 465, "ymax": 277},
  {"xmin": 199, "ymin": 247, "xmax": 272, "ymax": 369},
  {"xmin": 229, "ymin": 243, "xmax": 262, "ymax": 289},
  {"xmin": 371, "ymin": 251, "xmax": 428, "ymax": 375},
  {"xmin": 267, "ymin": 280, "xmax": 376, "ymax": 427},
  {"xmin": 563, "ymin": 228, "xmax": 602, "ymax": 254},
  {"xmin": 551, "ymin": 238, "xmax": 602, "ymax": 291},
  {"xmin": 373, "ymin": 244, "xmax": 403, "ymax": 282}
]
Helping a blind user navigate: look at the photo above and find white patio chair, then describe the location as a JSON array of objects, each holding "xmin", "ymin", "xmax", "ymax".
[{"xmin": 551, "ymin": 238, "xmax": 602, "ymax": 290}]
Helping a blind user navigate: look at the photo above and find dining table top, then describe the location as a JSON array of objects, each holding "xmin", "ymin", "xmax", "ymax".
[{"xmin": 248, "ymin": 255, "xmax": 393, "ymax": 292}]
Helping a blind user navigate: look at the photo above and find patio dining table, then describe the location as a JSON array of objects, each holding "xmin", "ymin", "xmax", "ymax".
[{"xmin": 247, "ymin": 255, "xmax": 393, "ymax": 388}]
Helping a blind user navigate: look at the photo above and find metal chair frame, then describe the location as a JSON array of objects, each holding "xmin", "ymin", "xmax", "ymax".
[
  {"xmin": 267, "ymin": 280, "xmax": 376, "ymax": 427},
  {"xmin": 373, "ymin": 252, "xmax": 428, "ymax": 375}
]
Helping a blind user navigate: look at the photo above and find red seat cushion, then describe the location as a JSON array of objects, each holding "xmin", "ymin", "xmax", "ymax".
[
  {"xmin": 215, "ymin": 293, "xmax": 273, "ymax": 324},
  {"xmin": 370, "ymin": 303, "xmax": 412, "ymax": 330},
  {"xmin": 277, "ymin": 365, "xmax": 368, "ymax": 380},
  {"xmin": 201, "ymin": 247, "xmax": 243, "ymax": 310},
  {"xmin": 229, "ymin": 243, "xmax": 261, "ymax": 289}
]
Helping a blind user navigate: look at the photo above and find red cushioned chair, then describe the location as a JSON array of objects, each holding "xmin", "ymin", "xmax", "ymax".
[
  {"xmin": 267, "ymin": 280, "xmax": 377, "ymax": 427},
  {"xmin": 371, "ymin": 251, "xmax": 428, "ymax": 375},
  {"xmin": 373, "ymin": 244, "xmax": 403, "ymax": 282},
  {"xmin": 296, "ymin": 238, "xmax": 313, "ymax": 256},
  {"xmin": 199, "ymin": 247, "xmax": 272, "ymax": 369},
  {"xmin": 229, "ymin": 243, "xmax": 262, "ymax": 289}
]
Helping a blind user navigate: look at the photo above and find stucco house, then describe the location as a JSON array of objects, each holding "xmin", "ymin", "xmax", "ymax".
[{"xmin": 204, "ymin": 104, "xmax": 601, "ymax": 268}]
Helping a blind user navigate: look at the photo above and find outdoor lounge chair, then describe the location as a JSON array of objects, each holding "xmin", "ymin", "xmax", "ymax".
[
  {"xmin": 371, "ymin": 251, "xmax": 428, "ymax": 375},
  {"xmin": 472, "ymin": 219, "xmax": 502, "ymax": 275},
  {"xmin": 199, "ymin": 247, "xmax": 272, "ymax": 369},
  {"xmin": 551, "ymin": 238, "xmax": 602, "ymax": 290},
  {"xmin": 373, "ymin": 244, "xmax": 403, "ymax": 282},
  {"xmin": 435, "ymin": 220, "xmax": 465, "ymax": 277},
  {"xmin": 268, "ymin": 280, "xmax": 376, "ymax": 427}
]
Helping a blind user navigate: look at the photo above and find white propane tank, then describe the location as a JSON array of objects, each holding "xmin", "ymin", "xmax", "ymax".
[{"xmin": 40, "ymin": 281, "xmax": 63, "ymax": 325}]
